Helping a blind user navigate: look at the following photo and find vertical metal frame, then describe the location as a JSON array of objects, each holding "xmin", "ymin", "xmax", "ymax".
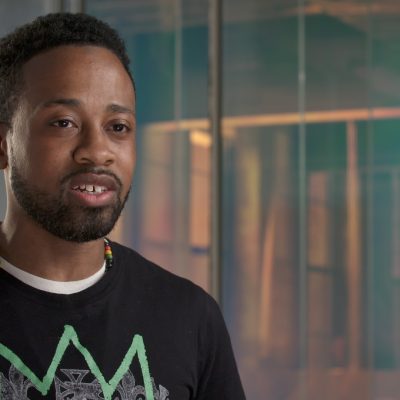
[
  {"xmin": 297, "ymin": 0, "xmax": 308, "ymax": 398},
  {"xmin": 209, "ymin": 0, "xmax": 223, "ymax": 303},
  {"xmin": 62, "ymin": 0, "xmax": 85, "ymax": 13},
  {"xmin": 365, "ymin": 3, "xmax": 374, "ymax": 398},
  {"xmin": 172, "ymin": 0, "xmax": 190, "ymax": 278}
]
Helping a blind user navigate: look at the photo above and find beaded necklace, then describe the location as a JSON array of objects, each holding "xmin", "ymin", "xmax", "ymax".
[{"xmin": 104, "ymin": 238, "xmax": 113, "ymax": 271}]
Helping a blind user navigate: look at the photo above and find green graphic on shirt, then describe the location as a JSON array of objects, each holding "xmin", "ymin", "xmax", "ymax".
[{"xmin": 0, "ymin": 325, "xmax": 154, "ymax": 400}]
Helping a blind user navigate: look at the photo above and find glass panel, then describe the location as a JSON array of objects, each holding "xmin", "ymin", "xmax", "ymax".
[
  {"xmin": 0, "ymin": 1, "xmax": 59, "ymax": 37},
  {"xmin": 222, "ymin": 2, "xmax": 301, "ymax": 398},
  {"xmin": 87, "ymin": 0, "xmax": 210, "ymax": 290},
  {"xmin": 223, "ymin": 1, "xmax": 400, "ymax": 399},
  {"xmin": 369, "ymin": 1, "xmax": 400, "ymax": 396}
]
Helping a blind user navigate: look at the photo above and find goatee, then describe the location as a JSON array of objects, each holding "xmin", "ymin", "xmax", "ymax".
[{"xmin": 10, "ymin": 161, "xmax": 130, "ymax": 243}]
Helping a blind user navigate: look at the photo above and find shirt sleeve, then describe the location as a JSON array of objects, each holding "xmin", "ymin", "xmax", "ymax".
[{"xmin": 196, "ymin": 293, "xmax": 246, "ymax": 400}]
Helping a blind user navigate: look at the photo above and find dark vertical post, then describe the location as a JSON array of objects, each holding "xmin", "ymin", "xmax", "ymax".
[
  {"xmin": 209, "ymin": 0, "xmax": 223, "ymax": 304},
  {"xmin": 366, "ymin": 3, "xmax": 374, "ymax": 397},
  {"xmin": 298, "ymin": 0, "xmax": 308, "ymax": 398},
  {"xmin": 63, "ymin": 0, "xmax": 84, "ymax": 13}
]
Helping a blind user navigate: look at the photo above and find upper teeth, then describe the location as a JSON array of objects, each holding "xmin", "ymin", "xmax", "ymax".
[{"xmin": 73, "ymin": 185, "xmax": 106, "ymax": 193}]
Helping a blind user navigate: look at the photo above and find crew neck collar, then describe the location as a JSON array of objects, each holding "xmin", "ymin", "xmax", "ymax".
[
  {"xmin": 0, "ymin": 256, "xmax": 106, "ymax": 294},
  {"xmin": 0, "ymin": 240, "xmax": 122, "ymax": 308}
]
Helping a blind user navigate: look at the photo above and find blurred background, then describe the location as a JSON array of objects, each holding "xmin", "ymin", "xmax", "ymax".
[{"xmin": 2, "ymin": 0, "xmax": 400, "ymax": 398}]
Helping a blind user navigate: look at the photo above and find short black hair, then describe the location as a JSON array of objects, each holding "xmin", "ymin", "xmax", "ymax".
[{"xmin": 0, "ymin": 12, "xmax": 134, "ymax": 124}]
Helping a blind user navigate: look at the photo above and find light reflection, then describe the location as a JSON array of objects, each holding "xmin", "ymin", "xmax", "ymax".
[{"xmin": 144, "ymin": 107, "xmax": 400, "ymax": 133}]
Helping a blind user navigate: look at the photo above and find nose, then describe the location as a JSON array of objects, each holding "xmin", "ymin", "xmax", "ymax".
[{"xmin": 72, "ymin": 124, "xmax": 114, "ymax": 166}]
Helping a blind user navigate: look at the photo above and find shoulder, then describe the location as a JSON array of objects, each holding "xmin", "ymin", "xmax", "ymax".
[{"xmin": 110, "ymin": 240, "xmax": 217, "ymax": 311}]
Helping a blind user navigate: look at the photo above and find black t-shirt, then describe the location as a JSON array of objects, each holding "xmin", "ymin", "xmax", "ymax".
[{"xmin": 0, "ymin": 242, "xmax": 245, "ymax": 399}]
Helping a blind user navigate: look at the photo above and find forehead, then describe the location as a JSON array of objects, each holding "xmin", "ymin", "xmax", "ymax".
[{"xmin": 19, "ymin": 45, "xmax": 135, "ymax": 110}]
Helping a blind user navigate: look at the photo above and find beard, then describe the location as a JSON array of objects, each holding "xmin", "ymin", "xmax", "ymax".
[{"xmin": 9, "ymin": 161, "xmax": 130, "ymax": 243}]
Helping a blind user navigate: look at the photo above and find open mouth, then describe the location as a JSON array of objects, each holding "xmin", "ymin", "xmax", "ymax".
[
  {"xmin": 68, "ymin": 173, "xmax": 118, "ymax": 193},
  {"xmin": 67, "ymin": 173, "xmax": 119, "ymax": 206},
  {"xmin": 72, "ymin": 184, "xmax": 108, "ymax": 194}
]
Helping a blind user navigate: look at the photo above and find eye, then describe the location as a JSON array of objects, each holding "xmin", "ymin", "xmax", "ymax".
[
  {"xmin": 113, "ymin": 123, "xmax": 127, "ymax": 132},
  {"xmin": 51, "ymin": 119, "xmax": 75, "ymax": 128},
  {"xmin": 109, "ymin": 122, "xmax": 131, "ymax": 134}
]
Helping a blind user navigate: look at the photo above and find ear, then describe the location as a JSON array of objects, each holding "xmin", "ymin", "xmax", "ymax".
[{"xmin": 0, "ymin": 122, "xmax": 9, "ymax": 170}]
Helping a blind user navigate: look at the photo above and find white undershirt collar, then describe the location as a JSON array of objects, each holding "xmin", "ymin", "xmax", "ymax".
[{"xmin": 0, "ymin": 256, "xmax": 106, "ymax": 294}]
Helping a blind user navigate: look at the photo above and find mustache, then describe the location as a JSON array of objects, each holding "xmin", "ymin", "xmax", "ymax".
[{"xmin": 60, "ymin": 167, "xmax": 123, "ymax": 190}]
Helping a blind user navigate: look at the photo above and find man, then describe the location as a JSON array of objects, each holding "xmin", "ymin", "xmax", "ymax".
[{"xmin": 0, "ymin": 13, "xmax": 245, "ymax": 400}]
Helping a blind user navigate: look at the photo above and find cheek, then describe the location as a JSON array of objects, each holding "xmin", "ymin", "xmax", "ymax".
[
  {"xmin": 128, "ymin": 141, "xmax": 136, "ymax": 166},
  {"xmin": 8, "ymin": 138, "xmax": 30, "ymax": 175},
  {"xmin": 11, "ymin": 138, "xmax": 68, "ymax": 184},
  {"xmin": 118, "ymin": 144, "xmax": 136, "ymax": 183}
]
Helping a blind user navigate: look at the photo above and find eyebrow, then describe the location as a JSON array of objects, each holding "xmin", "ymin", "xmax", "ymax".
[
  {"xmin": 35, "ymin": 98, "xmax": 135, "ymax": 116},
  {"xmin": 41, "ymin": 98, "xmax": 81, "ymax": 109},
  {"xmin": 106, "ymin": 103, "xmax": 135, "ymax": 116}
]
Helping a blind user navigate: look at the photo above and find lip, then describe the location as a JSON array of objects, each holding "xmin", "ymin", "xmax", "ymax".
[{"xmin": 68, "ymin": 187, "xmax": 117, "ymax": 207}]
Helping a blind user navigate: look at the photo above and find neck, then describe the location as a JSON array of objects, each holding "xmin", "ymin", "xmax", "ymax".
[{"xmin": 0, "ymin": 216, "xmax": 106, "ymax": 282}]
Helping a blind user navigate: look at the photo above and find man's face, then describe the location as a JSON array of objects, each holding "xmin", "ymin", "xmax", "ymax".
[{"xmin": 3, "ymin": 45, "xmax": 136, "ymax": 242}]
